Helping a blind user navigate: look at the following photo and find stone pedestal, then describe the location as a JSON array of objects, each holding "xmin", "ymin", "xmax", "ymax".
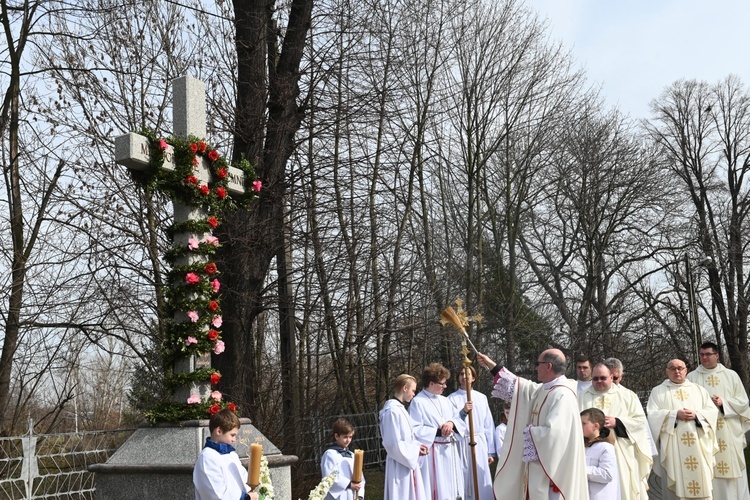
[{"xmin": 90, "ymin": 418, "xmax": 296, "ymax": 499}]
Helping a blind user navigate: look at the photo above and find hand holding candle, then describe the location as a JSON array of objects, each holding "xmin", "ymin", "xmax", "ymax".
[
  {"xmin": 352, "ymin": 449, "xmax": 364, "ymax": 484},
  {"xmin": 248, "ymin": 443, "xmax": 262, "ymax": 488}
]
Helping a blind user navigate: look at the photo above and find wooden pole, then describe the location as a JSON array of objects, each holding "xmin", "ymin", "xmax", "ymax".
[{"xmin": 463, "ymin": 349, "xmax": 480, "ymax": 499}]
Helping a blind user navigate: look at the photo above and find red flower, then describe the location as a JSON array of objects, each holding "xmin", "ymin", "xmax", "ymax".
[
  {"xmin": 207, "ymin": 216, "xmax": 219, "ymax": 228},
  {"xmin": 207, "ymin": 329, "xmax": 219, "ymax": 341},
  {"xmin": 185, "ymin": 175, "xmax": 198, "ymax": 185},
  {"xmin": 207, "ymin": 150, "xmax": 220, "ymax": 162},
  {"xmin": 216, "ymin": 167, "xmax": 227, "ymax": 179},
  {"xmin": 227, "ymin": 402, "xmax": 237, "ymax": 412},
  {"xmin": 208, "ymin": 300, "xmax": 219, "ymax": 312},
  {"xmin": 208, "ymin": 404, "xmax": 221, "ymax": 415},
  {"xmin": 205, "ymin": 262, "xmax": 218, "ymax": 274},
  {"xmin": 189, "ymin": 143, "xmax": 198, "ymax": 153},
  {"xmin": 216, "ymin": 187, "xmax": 227, "ymax": 199},
  {"xmin": 198, "ymin": 141, "xmax": 207, "ymax": 153},
  {"xmin": 200, "ymin": 185, "xmax": 210, "ymax": 195},
  {"xmin": 210, "ymin": 372, "xmax": 221, "ymax": 385}
]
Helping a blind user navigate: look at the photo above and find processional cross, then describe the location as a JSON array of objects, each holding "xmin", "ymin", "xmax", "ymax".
[{"xmin": 115, "ymin": 75, "xmax": 247, "ymax": 403}]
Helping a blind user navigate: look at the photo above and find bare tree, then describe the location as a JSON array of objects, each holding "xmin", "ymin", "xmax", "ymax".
[{"xmin": 646, "ymin": 76, "xmax": 750, "ymax": 384}]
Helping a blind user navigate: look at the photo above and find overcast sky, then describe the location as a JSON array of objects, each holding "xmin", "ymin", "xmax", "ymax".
[{"xmin": 524, "ymin": 0, "xmax": 750, "ymax": 121}]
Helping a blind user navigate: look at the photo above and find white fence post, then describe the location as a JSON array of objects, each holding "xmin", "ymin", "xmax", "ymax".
[{"xmin": 21, "ymin": 418, "xmax": 38, "ymax": 500}]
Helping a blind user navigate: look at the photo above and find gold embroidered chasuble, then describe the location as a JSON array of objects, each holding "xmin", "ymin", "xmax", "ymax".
[
  {"xmin": 687, "ymin": 364, "xmax": 750, "ymax": 499},
  {"xmin": 579, "ymin": 384, "xmax": 653, "ymax": 499},
  {"xmin": 647, "ymin": 379, "xmax": 718, "ymax": 499}
]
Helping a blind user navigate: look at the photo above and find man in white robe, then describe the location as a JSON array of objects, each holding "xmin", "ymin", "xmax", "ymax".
[
  {"xmin": 687, "ymin": 341, "xmax": 750, "ymax": 500},
  {"xmin": 478, "ymin": 349, "xmax": 589, "ymax": 500},
  {"xmin": 605, "ymin": 357, "xmax": 659, "ymax": 458},
  {"xmin": 448, "ymin": 365, "xmax": 495, "ymax": 500},
  {"xmin": 580, "ymin": 363, "xmax": 653, "ymax": 499},
  {"xmin": 410, "ymin": 363, "xmax": 466, "ymax": 500},
  {"xmin": 380, "ymin": 374, "xmax": 427, "ymax": 500},
  {"xmin": 647, "ymin": 358, "xmax": 718, "ymax": 500}
]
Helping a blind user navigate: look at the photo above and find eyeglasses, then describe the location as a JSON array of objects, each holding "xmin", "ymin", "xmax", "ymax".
[
  {"xmin": 535, "ymin": 361, "xmax": 551, "ymax": 367},
  {"xmin": 434, "ymin": 381, "xmax": 447, "ymax": 387},
  {"xmin": 592, "ymin": 376, "xmax": 610, "ymax": 382},
  {"xmin": 698, "ymin": 352, "xmax": 718, "ymax": 357}
]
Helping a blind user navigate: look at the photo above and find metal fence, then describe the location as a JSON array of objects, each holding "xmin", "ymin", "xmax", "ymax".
[
  {"xmin": 299, "ymin": 411, "xmax": 385, "ymax": 472},
  {"xmin": 0, "ymin": 421, "xmax": 134, "ymax": 500}
]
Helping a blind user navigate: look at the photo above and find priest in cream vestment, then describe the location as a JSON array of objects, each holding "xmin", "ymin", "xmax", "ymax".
[
  {"xmin": 580, "ymin": 363, "xmax": 652, "ymax": 499},
  {"xmin": 687, "ymin": 341, "xmax": 750, "ymax": 500},
  {"xmin": 478, "ymin": 349, "xmax": 589, "ymax": 500},
  {"xmin": 647, "ymin": 359, "xmax": 718, "ymax": 500}
]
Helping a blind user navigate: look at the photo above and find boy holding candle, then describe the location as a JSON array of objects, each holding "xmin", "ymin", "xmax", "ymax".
[
  {"xmin": 193, "ymin": 409, "xmax": 259, "ymax": 500},
  {"xmin": 320, "ymin": 418, "xmax": 365, "ymax": 499}
]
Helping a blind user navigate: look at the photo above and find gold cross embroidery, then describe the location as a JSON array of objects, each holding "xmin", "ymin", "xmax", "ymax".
[
  {"xmin": 681, "ymin": 432, "xmax": 696, "ymax": 446},
  {"xmin": 594, "ymin": 396, "xmax": 611, "ymax": 410},
  {"xmin": 718, "ymin": 416, "xmax": 725, "ymax": 430},
  {"xmin": 686, "ymin": 480, "xmax": 701, "ymax": 496},
  {"xmin": 531, "ymin": 406, "xmax": 541, "ymax": 425},
  {"xmin": 719, "ymin": 439, "xmax": 727, "ymax": 453},
  {"xmin": 674, "ymin": 388, "xmax": 689, "ymax": 401},
  {"xmin": 707, "ymin": 375, "xmax": 720, "ymax": 387},
  {"xmin": 684, "ymin": 456, "xmax": 699, "ymax": 471},
  {"xmin": 717, "ymin": 461, "xmax": 730, "ymax": 476}
]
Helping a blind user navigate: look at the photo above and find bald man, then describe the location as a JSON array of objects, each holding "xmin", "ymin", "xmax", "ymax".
[
  {"xmin": 648, "ymin": 358, "xmax": 718, "ymax": 500},
  {"xmin": 478, "ymin": 349, "xmax": 589, "ymax": 500},
  {"xmin": 580, "ymin": 363, "xmax": 652, "ymax": 499}
]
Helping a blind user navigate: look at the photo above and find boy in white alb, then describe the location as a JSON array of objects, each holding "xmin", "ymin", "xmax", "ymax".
[
  {"xmin": 193, "ymin": 409, "xmax": 258, "ymax": 500},
  {"xmin": 321, "ymin": 418, "xmax": 365, "ymax": 500}
]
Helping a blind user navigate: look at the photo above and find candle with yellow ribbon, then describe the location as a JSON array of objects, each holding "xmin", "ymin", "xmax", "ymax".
[
  {"xmin": 352, "ymin": 449, "xmax": 364, "ymax": 484},
  {"xmin": 248, "ymin": 443, "xmax": 262, "ymax": 489}
]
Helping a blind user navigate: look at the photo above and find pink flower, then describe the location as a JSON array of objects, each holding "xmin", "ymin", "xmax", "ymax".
[
  {"xmin": 185, "ymin": 336, "xmax": 198, "ymax": 346},
  {"xmin": 185, "ymin": 273, "xmax": 200, "ymax": 285},
  {"xmin": 204, "ymin": 235, "xmax": 219, "ymax": 246},
  {"xmin": 210, "ymin": 391, "xmax": 222, "ymax": 401},
  {"xmin": 158, "ymin": 138, "xmax": 168, "ymax": 151},
  {"xmin": 212, "ymin": 279, "xmax": 220, "ymax": 292},
  {"xmin": 187, "ymin": 311, "xmax": 199, "ymax": 322},
  {"xmin": 252, "ymin": 180, "xmax": 262, "ymax": 192},
  {"xmin": 213, "ymin": 340, "xmax": 225, "ymax": 355},
  {"xmin": 212, "ymin": 315, "xmax": 222, "ymax": 328},
  {"xmin": 188, "ymin": 238, "xmax": 200, "ymax": 250},
  {"xmin": 187, "ymin": 394, "xmax": 201, "ymax": 404}
]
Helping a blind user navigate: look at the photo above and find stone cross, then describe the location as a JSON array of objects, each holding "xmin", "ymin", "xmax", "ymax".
[{"xmin": 114, "ymin": 75, "xmax": 242, "ymax": 403}]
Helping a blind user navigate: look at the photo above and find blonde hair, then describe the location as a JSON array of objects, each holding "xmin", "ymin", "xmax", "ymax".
[{"xmin": 392, "ymin": 374, "xmax": 417, "ymax": 393}]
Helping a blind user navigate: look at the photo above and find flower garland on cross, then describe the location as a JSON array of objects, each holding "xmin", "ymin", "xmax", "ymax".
[{"xmin": 135, "ymin": 128, "xmax": 261, "ymax": 423}]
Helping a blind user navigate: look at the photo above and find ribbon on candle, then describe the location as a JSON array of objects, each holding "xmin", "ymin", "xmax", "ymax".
[
  {"xmin": 352, "ymin": 449, "xmax": 364, "ymax": 483},
  {"xmin": 248, "ymin": 443, "xmax": 262, "ymax": 488}
]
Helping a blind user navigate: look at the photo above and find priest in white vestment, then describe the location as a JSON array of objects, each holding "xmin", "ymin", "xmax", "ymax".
[
  {"xmin": 478, "ymin": 349, "xmax": 589, "ymax": 500},
  {"xmin": 647, "ymin": 358, "xmax": 718, "ymax": 500},
  {"xmin": 687, "ymin": 341, "xmax": 750, "ymax": 500},
  {"xmin": 579, "ymin": 363, "xmax": 653, "ymax": 499},
  {"xmin": 448, "ymin": 365, "xmax": 495, "ymax": 500},
  {"xmin": 380, "ymin": 374, "xmax": 428, "ymax": 500},
  {"xmin": 410, "ymin": 363, "xmax": 466, "ymax": 500}
]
